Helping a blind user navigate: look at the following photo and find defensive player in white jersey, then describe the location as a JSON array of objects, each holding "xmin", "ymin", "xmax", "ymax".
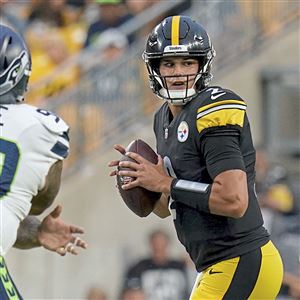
[{"xmin": 0, "ymin": 24, "xmax": 87, "ymax": 299}]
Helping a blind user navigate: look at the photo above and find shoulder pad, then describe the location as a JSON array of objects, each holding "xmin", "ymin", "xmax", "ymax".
[
  {"xmin": 196, "ymin": 87, "xmax": 247, "ymax": 134},
  {"xmin": 34, "ymin": 107, "xmax": 69, "ymax": 135},
  {"xmin": 33, "ymin": 107, "xmax": 70, "ymax": 160}
]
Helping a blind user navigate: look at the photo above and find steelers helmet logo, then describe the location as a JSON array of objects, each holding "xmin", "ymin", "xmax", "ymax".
[{"xmin": 177, "ymin": 121, "xmax": 189, "ymax": 142}]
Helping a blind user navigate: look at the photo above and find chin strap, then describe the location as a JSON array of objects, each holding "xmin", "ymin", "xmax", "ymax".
[
  {"xmin": 157, "ymin": 71, "xmax": 201, "ymax": 105},
  {"xmin": 160, "ymin": 88, "xmax": 195, "ymax": 98},
  {"xmin": 159, "ymin": 87, "xmax": 197, "ymax": 104}
]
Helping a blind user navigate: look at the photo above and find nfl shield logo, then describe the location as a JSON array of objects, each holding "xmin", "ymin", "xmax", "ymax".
[{"xmin": 177, "ymin": 121, "xmax": 189, "ymax": 142}]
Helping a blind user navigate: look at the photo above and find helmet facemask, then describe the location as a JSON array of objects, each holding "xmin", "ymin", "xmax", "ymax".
[
  {"xmin": 143, "ymin": 15, "xmax": 216, "ymax": 106},
  {"xmin": 144, "ymin": 52, "xmax": 215, "ymax": 106}
]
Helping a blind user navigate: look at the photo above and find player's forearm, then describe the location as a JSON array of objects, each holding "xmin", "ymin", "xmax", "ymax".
[
  {"xmin": 158, "ymin": 176, "xmax": 174, "ymax": 194},
  {"xmin": 14, "ymin": 216, "xmax": 41, "ymax": 249},
  {"xmin": 30, "ymin": 161, "xmax": 62, "ymax": 215},
  {"xmin": 170, "ymin": 170, "xmax": 248, "ymax": 218},
  {"xmin": 153, "ymin": 193, "xmax": 171, "ymax": 218},
  {"xmin": 170, "ymin": 178, "xmax": 211, "ymax": 213},
  {"xmin": 209, "ymin": 178, "xmax": 248, "ymax": 218}
]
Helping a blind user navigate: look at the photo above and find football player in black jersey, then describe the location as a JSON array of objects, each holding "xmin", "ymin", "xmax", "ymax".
[{"xmin": 109, "ymin": 16, "xmax": 283, "ymax": 299}]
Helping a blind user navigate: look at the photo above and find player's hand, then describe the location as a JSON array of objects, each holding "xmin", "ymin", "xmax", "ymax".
[
  {"xmin": 117, "ymin": 152, "xmax": 173, "ymax": 194},
  {"xmin": 108, "ymin": 144, "xmax": 126, "ymax": 177},
  {"xmin": 37, "ymin": 205, "xmax": 87, "ymax": 256}
]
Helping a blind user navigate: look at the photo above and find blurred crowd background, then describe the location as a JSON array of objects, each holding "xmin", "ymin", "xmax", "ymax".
[{"xmin": 2, "ymin": 0, "xmax": 299, "ymax": 299}]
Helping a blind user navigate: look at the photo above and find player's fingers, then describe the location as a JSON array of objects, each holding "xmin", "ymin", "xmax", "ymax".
[
  {"xmin": 121, "ymin": 180, "xmax": 139, "ymax": 190},
  {"xmin": 125, "ymin": 152, "xmax": 146, "ymax": 164},
  {"xmin": 118, "ymin": 170, "xmax": 137, "ymax": 178},
  {"xmin": 119, "ymin": 160, "xmax": 140, "ymax": 170},
  {"xmin": 77, "ymin": 241, "xmax": 88, "ymax": 249},
  {"xmin": 70, "ymin": 225, "xmax": 84, "ymax": 234},
  {"xmin": 109, "ymin": 170, "xmax": 118, "ymax": 177},
  {"xmin": 72, "ymin": 236, "xmax": 88, "ymax": 249},
  {"xmin": 113, "ymin": 144, "xmax": 126, "ymax": 155},
  {"xmin": 64, "ymin": 242, "xmax": 78, "ymax": 255},
  {"xmin": 68, "ymin": 245, "xmax": 78, "ymax": 255},
  {"xmin": 71, "ymin": 236, "xmax": 79, "ymax": 245},
  {"xmin": 56, "ymin": 246, "xmax": 67, "ymax": 256},
  {"xmin": 69, "ymin": 249, "xmax": 78, "ymax": 255},
  {"xmin": 50, "ymin": 205, "xmax": 62, "ymax": 218},
  {"xmin": 108, "ymin": 160, "xmax": 120, "ymax": 167},
  {"xmin": 157, "ymin": 155, "xmax": 164, "ymax": 166}
]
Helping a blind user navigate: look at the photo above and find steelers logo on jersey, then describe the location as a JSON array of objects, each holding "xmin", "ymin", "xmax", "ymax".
[{"xmin": 177, "ymin": 121, "xmax": 189, "ymax": 142}]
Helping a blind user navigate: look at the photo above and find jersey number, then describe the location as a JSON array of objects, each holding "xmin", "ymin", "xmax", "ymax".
[
  {"xmin": 0, "ymin": 139, "xmax": 20, "ymax": 198},
  {"xmin": 36, "ymin": 108, "xmax": 60, "ymax": 123}
]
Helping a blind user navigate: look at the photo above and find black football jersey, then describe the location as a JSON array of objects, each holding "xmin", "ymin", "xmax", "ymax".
[
  {"xmin": 153, "ymin": 86, "xmax": 269, "ymax": 272},
  {"xmin": 124, "ymin": 258, "xmax": 189, "ymax": 300}
]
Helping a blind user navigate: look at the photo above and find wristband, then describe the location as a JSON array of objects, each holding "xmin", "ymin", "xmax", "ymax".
[{"xmin": 170, "ymin": 178, "xmax": 211, "ymax": 213}]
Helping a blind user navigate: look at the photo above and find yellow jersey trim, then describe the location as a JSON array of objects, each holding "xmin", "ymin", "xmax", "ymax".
[
  {"xmin": 196, "ymin": 100, "xmax": 246, "ymax": 133},
  {"xmin": 197, "ymin": 99, "xmax": 246, "ymax": 115}
]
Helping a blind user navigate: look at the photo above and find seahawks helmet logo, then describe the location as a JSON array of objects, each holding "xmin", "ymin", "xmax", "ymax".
[{"xmin": 0, "ymin": 51, "xmax": 30, "ymax": 96}]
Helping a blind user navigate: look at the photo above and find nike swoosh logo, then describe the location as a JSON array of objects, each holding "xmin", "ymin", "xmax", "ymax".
[
  {"xmin": 208, "ymin": 269, "xmax": 223, "ymax": 275},
  {"xmin": 211, "ymin": 92, "xmax": 226, "ymax": 100}
]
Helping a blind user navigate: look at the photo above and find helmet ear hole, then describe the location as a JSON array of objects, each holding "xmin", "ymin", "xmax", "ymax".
[
  {"xmin": 149, "ymin": 58, "xmax": 160, "ymax": 74},
  {"xmin": 197, "ymin": 57, "xmax": 206, "ymax": 71}
]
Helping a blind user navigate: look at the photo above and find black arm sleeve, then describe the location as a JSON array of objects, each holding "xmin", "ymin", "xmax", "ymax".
[
  {"xmin": 170, "ymin": 179, "xmax": 211, "ymax": 213},
  {"xmin": 201, "ymin": 128, "xmax": 246, "ymax": 179}
]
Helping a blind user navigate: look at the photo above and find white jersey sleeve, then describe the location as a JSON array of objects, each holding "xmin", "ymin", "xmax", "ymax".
[{"xmin": 0, "ymin": 104, "xmax": 69, "ymax": 255}]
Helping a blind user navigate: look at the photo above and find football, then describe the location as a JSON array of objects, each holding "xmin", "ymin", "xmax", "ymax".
[{"xmin": 116, "ymin": 139, "xmax": 162, "ymax": 217}]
